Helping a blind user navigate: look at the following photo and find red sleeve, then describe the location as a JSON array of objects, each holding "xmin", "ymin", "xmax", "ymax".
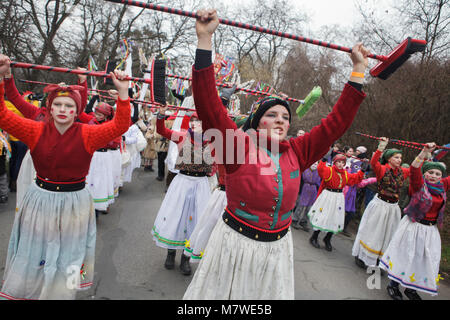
[
  {"xmin": 443, "ymin": 176, "xmax": 450, "ymax": 192},
  {"xmin": 192, "ymin": 64, "xmax": 244, "ymax": 173},
  {"xmin": 82, "ymin": 97, "xmax": 131, "ymax": 154},
  {"xmin": 289, "ymin": 84, "xmax": 366, "ymax": 172},
  {"xmin": 4, "ymin": 75, "xmax": 41, "ymax": 120},
  {"xmin": 78, "ymin": 79, "xmax": 88, "ymax": 112},
  {"xmin": 371, "ymin": 150, "xmax": 385, "ymax": 181},
  {"xmin": 156, "ymin": 117, "xmax": 186, "ymax": 144},
  {"xmin": 0, "ymin": 81, "xmax": 43, "ymax": 150},
  {"xmin": 409, "ymin": 165, "xmax": 424, "ymax": 194},
  {"xmin": 317, "ymin": 160, "xmax": 332, "ymax": 180},
  {"xmin": 347, "ymin": 170, "xmax": 365, "ymax": 185},
  {"xmin": 77, "ymin": 111, "xmax": 95, "ymax": 124}
]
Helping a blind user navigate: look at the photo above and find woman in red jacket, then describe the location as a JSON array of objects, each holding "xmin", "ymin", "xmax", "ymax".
[
  {"xmin": 380, "ymin": 143, "xmax": 449, "ymax": 300},
  {"xmin": 183, "ymin": 9, "xmax": 370, "ymax": 300},
  {"xmin": 308, "ymin": 154, "xmax": 364, "ymax": 251},
  {"xmin": 0, "ymin": 56, "xmax": 131, "ymax": 300}
]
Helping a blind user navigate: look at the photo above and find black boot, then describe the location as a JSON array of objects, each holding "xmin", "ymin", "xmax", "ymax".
[
  {"xmin": 404, "ymin": 288, "xmax": 422, "ymax": 300},
  {"xmin": 164, "ymin": 249, "xmax": 176, "ymax": 270},
  {"xmin": 323, "ymin": 232, "xmax": 333, "ymax": 252},
  {"xmin": 355, "ymin": 256, "xmax": 367, "ymax": 269},
  {"xmin": 309, "ymin": 230, "xmax": 320, "ymax": 249},
  {"xmin": 387, "ymin": 281, "xmax": 403, "ymax": 300},
  {"xmin": 180, "ymin": 253, "xmax": 192, "ymax": 276}
]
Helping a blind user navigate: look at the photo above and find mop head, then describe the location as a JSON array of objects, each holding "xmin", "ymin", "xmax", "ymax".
[
  {"xmin": 151, "ymin": 59, "xmax": 167, "ymax": 105},
  {"xmin": 296, "ymin": 86, "xmax": 322, "ymax": 119},
  {"xmin": 370, "ymin": 38, "xmax": 427, "ymax": 80}
]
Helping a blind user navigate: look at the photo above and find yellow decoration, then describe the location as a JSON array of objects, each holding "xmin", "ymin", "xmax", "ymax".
[
  {"xmin": 184, "ymin": 239, "xmax": 190, "ymax": 248},
  {"xmin": 436, "ymin": 274, "xmax": 444, "ymax": 285},
  {"xmin": 389, "ymin": 261, "xmax": 393, "ymax": 270},
  {"xmin": 409, "ymin": 273, "xmax": 416, "ymax": 283},
  {"xmin": 200, "ymin": 251, "xmax": 204, "ymax": 258}
]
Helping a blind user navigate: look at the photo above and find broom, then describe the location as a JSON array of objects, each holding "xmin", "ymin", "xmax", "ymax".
[{"xmin": 104, "ymin": 0, "xmax": 427, "ymax": 80}]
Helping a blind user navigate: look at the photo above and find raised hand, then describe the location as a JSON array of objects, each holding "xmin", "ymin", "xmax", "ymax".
[
  {"xmin": 0, "ymin": 54, "xmax": 12, "ymax": 79},
  {"xmin": 109, "ymin": 70, "xmax": 129, "ymax": 101},
  {"xmin": 196, "ymin": 9, "xmax": 219, "ymax": 50}
]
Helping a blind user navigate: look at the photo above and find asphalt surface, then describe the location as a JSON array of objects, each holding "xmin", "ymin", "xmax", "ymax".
[{"xmin": 1, "ymin": 167, "xmax": 449, "ymax": 301}]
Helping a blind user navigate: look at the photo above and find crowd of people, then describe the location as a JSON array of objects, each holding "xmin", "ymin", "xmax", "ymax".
[{"xmin": 0, "ymin": 8, "xmax": 448, "ymax": 301}]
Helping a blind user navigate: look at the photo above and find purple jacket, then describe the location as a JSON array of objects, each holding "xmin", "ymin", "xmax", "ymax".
[{"xmin": 297, "ymin": 168, "xmax": 321, "ymax": 207}]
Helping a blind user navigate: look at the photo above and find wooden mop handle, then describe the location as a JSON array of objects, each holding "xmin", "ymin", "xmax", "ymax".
[{"xmin": 104, "ymin": 0, "xmax": 387, "ymax": 61}]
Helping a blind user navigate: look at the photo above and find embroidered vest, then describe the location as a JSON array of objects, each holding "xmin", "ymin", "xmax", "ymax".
[
  {"xmin": 175, "ymin": 135, "xmax": 213, "ymax": 174},
  {"xmin": 404, "ymin": 183, "xmax": 447, "ymax": 228},
  {"xmin": 377, "ymin": 168, "xmax": 404, "ymax": 201}
]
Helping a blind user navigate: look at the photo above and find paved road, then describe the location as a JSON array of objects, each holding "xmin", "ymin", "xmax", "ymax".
[{"xmin": 1, "ymin": 167, "xmax": 449, "ymax": 300}]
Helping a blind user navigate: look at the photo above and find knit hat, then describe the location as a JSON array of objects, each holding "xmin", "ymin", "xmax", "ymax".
[
  {"xmin": 422, "ymin": 161, "xmax": 446, "ymax": 175},
  {"xmin": 44, "ymin": 84, "xmax": 84, "ymax": 115},
  {"xmin": 233, "ymin": 115, "xmax": 248, "ymax": 128},
  {"xmin": 380, "ymin": 148, "xmax": 402, "ymax": 165},
  {"xmin": 356, "ymin": 146, "xmax": 367, "ymax": 154},
  {"xmin": 242, "ymin": 96, "xmax": 291, "ymax": 131},
  {"xmin": 332, "ymin": 154, "xmax": 346, "ymax": 164},
  {"xmin": 95, "ymin": 102, "xmax": 114, "ymax": 119}
]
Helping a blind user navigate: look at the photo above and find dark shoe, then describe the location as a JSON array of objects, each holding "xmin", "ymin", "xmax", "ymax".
[
  {"xmin": 355, "ymin": 257, "xmax": 366, "ymax": 269},
  {"xmin": 341, "ymin": 229, "xmax": 352, "ymax": 237},
  {"xmin": 156, "ymin": 176, "xmax": 164, "ymax": 181},
  {"xmin": 387, "ymin": 284, "xmax": 403, "ymax": 300},
  {"xmin": 300, "ymin": 223, "xmax": 310, "ymax": 232},
  {"xmin": 323, "ymin": 239, "xmax": 332, "ymax": 252},
  {"xmin": 164, "ymin": 250, "xmax": 176, "ymax": 270},
  {"xmin": 0, "ymin": 196, "xmax": 7, "ymax": 204},
  {"xmin": 309, "ymin": 237, "xmax": 320, "ymax": 249},
  {"xmin": 149, "ymin": 166, "xmax": 154, "ymax": 172},
  {"xmin": 404, "ymin": 288, "xmax": 422, "ymax": 300},
  {"xmin": 9, "ymin": 181, "xmax": 16, "ymax": 192},
  {"xmin": 180, "ymin": 254, "xmax": 192, "ymax": 276},
  {"xmin": 292, "ymin": 221, "xmax": 301, "ymax": 229}
]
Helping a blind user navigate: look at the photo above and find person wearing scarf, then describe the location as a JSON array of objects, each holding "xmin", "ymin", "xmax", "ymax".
[
  {"xmin": 379, "ymin": 143, "xmax": 449, "ymax": 300},
  {"xmin": 0, "ymin": 56, "xmax": 131, "ymax": 300},
  {"xmin": 308, "ymin": 154, "xmax": 364, "ymax": 251},
  {"xmin": 183, "ymin": 9, "xmax": 369, "ymax": 300},
  {"xmin": 352, "ymin": 138, "xmax": 410, "ymax": 269},
  {"xmin": 152, "ymin": 106, "xmax": 213, "ymax": 276}
]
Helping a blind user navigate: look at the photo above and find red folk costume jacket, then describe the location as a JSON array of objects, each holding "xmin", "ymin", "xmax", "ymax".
[
  {"xmin": 192, "ymin": 63, "xmax": 366, "ymax": 232},
  {"xmin": 316, "ymin": 160, "xmax": 364, "ymax": 197},
  {"xmin": 0, "ymin": 82, "xmax": 130, "ymax": 182}
]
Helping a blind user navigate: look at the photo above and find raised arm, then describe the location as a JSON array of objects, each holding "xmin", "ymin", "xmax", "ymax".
[
  {"xmin": 3, "ymin": 73, "xmax": 42, "ymax": 120},
  {"xmin": 82, "ymin": 70, "xmax": 131, "ymax": 154},
  {"xmin": 289, "ymin": 43, "xmax": 369, "ymax": 171},
  {"xmin": 0, "ymin": 81, "xmax": 43, "ymax": 150},
  {"xmin": 156, "ymin": 105, "xmax": 186, "ymax": 144},
  {"xmin": 193, "ymin": 9, "xmax": 237, "ymax": 134}
]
